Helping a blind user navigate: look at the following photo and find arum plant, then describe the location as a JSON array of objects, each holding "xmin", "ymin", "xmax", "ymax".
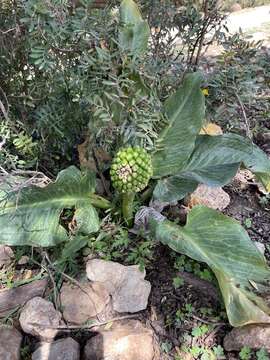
[
  {"xmin": 108, "ymin": 72, "xmax": 270, "ymax": 225},
  {"xmin": 116, "ymin": 1, "xmax": 270, "ymax": 212},
  {"xmin": 110, "ymin": 147, "xmax": 153, "ymax": 225}
]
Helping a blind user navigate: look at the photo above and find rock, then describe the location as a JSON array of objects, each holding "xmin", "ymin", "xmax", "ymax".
[
  {"xmin": 262, "ymin": 132, "xmax": 270, "ymax": 142},
  {"xmin": 32, "ymin": 337, "xmax": 80, "ymax": 360},
  {"xmin": 112, "ymin": 274, "xmax": 150, "ymax": 313},
  {"xmin": 0, "ymin": 278, "xmax": 48, "ymax": 318},
  {"xmin": 60, "ymin": 281, "xmax": 110, "ymax": 324},
  {"xmin": 185, "ymin": 184, "xmax": 230, "ymax": 211},
  {"xmin": 230, "ymin": 3, "xmax": 242, "ymax": 12},
  {"xmin": 18, "ymin": 255, "xmax": 30, "ymax": 265},
  {"xmin": 0, "ymin": 325, "xmax": 22, "ymax": 360},
  {"xmin": 224, "ymin": 324, "xmax": 270, "ymax": 352},
  {"xmin": 233, "ymin": 169, "xmax": 254, "ymax": 189},
  {"xmin": 19, "ymin": 297, "xmax": 62, "ymax": 341},
  {"xmin": 233, "ymin": 169, "xmax": 268, "ymax": 194},
  {"xmin": 174, "ymin": 351, "xmax": 193, "ymax": 360},
  {"xmin": 0, "ymin": 245, "xmax": 14, "ymax": 268},
  {"xmin": 83, "ymin": 320, "xmax": 159, "ymax": 360},
  {"xmin": 86, "ymin": 259, "xmax": 151, "ymax": 313},
  {"xmin": 255, "ymin": 242, "xmax": 266, "ymax": 255}
]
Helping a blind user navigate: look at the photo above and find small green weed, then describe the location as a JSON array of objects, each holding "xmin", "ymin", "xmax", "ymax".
[
  {"xmin": 238, "ymin": 347, "xmax": 270, "ymax": 360},
  {"xmin": 173, "ymin": 276, "xmax": 184, "ymax": 289},
  {"xmin": 161, "ymin": 341, "xmax": 173, "ymax": 354},
  {"xmin": 20, "ymin": 344, "xmax": 31, "ymax": 360},
  {"xmin": 259, "ymin": 194, "xmax": 270, "ymax": 209},
  {"xmin": 244, "ymin": 218, "xmax": 252, "ymax": 229},
  {"xmin": 240, "ymin": 346, "xmax": 252, "ymax": 360},
  {"xmin": 213, "ymin": 345, "xmax": 226, "ymax": 359},
  {"xmin": 256, "ymin": 348, "xmax": 270, "ymax": 360},
  {"xmin": 191, "ymin": 324, "xmax": 210, "ymax": 338},
  {"xmin": 173, "ymin": 254, "xmax": 215, "ymax": 283},
  {"xmin": 84, "ymin": 220, "xmax": 154, "ymax": 270}
]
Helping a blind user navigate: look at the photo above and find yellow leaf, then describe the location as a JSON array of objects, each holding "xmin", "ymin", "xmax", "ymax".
[
  {"xmin": 200, "ymin": 122, "xmax": 223, "ymax": 136},
  {"xmin": 202, "ymin": 88, "xmax": 209, "ymax": 96},
  {"xmin": 23, "ymin": 269, "xmax": 33, "ymax": 280},
  {"xmin": 104, "ymin": 321, "xmax": 113, "ymax": 330}
]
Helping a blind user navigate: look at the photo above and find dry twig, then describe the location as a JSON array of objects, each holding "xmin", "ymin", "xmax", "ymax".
[
  {"xmin": 29, "ymin": 314, "xmax": 139, "ymax": 331},
  {"xmin": 42, "ymin": 251, "xmax": 102, "ymax": 322},
  {"xmin": 234, "ymin": 91, "xmax": 252, "ymax": 139}
]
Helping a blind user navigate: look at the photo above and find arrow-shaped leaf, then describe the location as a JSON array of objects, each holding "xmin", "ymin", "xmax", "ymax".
[
  {"xmin": 119, "ymin": 0, "xmax": 150, "ymax": 58},
  {"xmin": 150, "ymin": 206, "xmax": 270, "ymax": 327},
  {"xmin": 153, "ymin": 134, "xmax": 270, "ymax": 202},
  {"xmin": 152, "ymin": 72, "xmax": 205, "ymax": 178},
  {"xmin": 0, "ymin": 166, "xmax": 100, "ymax": 247}
]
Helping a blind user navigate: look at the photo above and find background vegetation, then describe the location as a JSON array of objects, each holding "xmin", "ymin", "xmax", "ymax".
[{"xmin": 1, "ymin": 0, "xmax": 269, "ymax": 176}]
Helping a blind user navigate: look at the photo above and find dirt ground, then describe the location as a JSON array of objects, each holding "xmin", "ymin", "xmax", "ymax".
[
  {"xmin": 204, "ymin": 5, "xmax": 270, "ymax": 57},
  {"xmin": 227, "ymin": 5, "xmax": 270, "ymax": 43}
]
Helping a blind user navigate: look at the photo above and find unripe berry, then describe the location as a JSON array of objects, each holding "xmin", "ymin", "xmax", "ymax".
[{"xmin": 110, "ymin": 147, "xmax": 153, "ymax": 193}]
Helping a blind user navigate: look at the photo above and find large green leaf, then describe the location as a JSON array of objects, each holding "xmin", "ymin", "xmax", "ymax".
[
  {"xmin": 153, "ymin": 176, "xmax": 198, "ymax": 203},
  {"xmin": 180, "ymin": 134, "xmax": 251, "ymax": 185},
  {"xmin": 119, "ymin": 0, "xmax": 150, "ymax": 57},
  {"xmin": 243, "ymin": 144, "xmax": 270, "ymax": 192},
  {"xmin": 119, "ymin": 0, "xmax": 142, "ymax": 24},
  {"xmin": 59, "ymin": 236, "xmax": 89, "ymax": 264},
  {"xmin": 153, "ymin": 134, "xmax": 270, "ymax": 202},
  {"xmin": 152, "ymin": 73, "xmax": 205, "ymax": 178},
  {"xmin": 0, "ymin": 166, "xmax": 100, "ymax": 247},
  {"xmin": 150, "ymin": 206, "xmax": 270, "ymax": 327}
]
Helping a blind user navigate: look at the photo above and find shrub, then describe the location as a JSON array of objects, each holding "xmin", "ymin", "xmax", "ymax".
[
  {"xmin": 0, "ymin": 0, "xmax": 229, "ymax": 173},
  {"xmin": 206, "ymin": 32, "xmax": 270, "ymax": 138}
]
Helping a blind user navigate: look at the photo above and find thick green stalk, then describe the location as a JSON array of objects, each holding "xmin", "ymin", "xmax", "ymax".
[
  {"xmin": 122, "ymin": 192, "xmax": 135, "ymax": 227},
  {"xmin": 141, "ymin": 183, "xmax": 154, "ymax": 202},
  {"xmin": 89, "ymin": 194, "xmax": 111, "ymax": 209}
]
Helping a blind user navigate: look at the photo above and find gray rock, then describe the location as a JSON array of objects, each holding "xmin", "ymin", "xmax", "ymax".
[
  {"xmin": 0, "ymin": 245, "xmax": 14, "ymax": 268},
  {"xmin": 262, "ymin": 132, "xmax": 270, "ymax": 142},
  {"xmin": 185, "ymin": 184, "xmax": 230, "ymax": 210},
  {"xmin": 83, "ymin": 320, "xmax": 159, "ymax": 360},
  {"xmin": 86, "ymin": 259, "xmax": 151, "ymax": 313},
  {"xmin": 255, "ymin": 242, "xmax": 266, "ymax": 255},
  {"xmin": 224, "ymin": 324, "xmax": 270, "ymax": 352},
  {"xmin": 19, "ymin": 297, "xmax": 62, "ymax": 341},
  {"xmin": 60, "ymin": 281, "xmax": 110, "ymax": 324},
  {"xmin": 18, "ymin": 255, "xmax": 30, "ymax": 265},
  {"xmin": 0, "ymin": 325, "xmax": 22, "ymax": 360},
  {"xmin": 0, "ymin": 278, "xmax": 48, "ymax": 318},
  {"xmin": 32, "ymin": 337, "xmax": 80, "ymax": 360},
  {"xmin": 230, "ymin": 3, "xmax": 242, "ymax": 12}
]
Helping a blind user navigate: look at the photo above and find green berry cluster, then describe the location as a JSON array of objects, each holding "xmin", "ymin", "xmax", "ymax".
[{"xmin": 110, "ymin": 147, "xmax": 153, "ymax": 193}]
